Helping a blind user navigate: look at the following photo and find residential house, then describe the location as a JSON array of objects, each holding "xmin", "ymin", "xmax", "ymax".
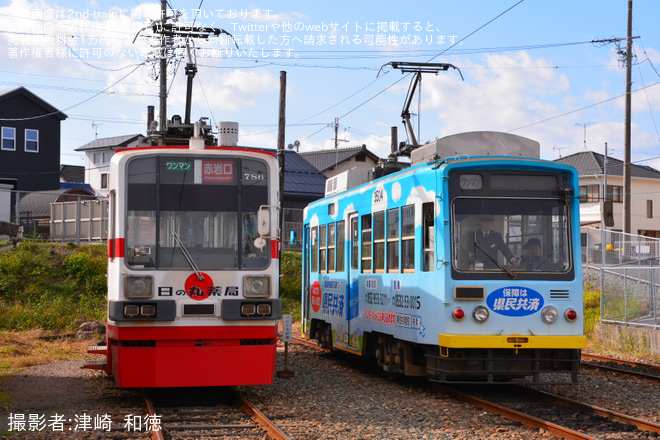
[
  {"xmin": 0, "ymin": 87, "xmax": 67, "ymax": 222},
  {"xmin": 75, "ymin": 134, "xmax": 143, "ymax": 197},
  {"xmin": 300, "ymin": 144, "xmax": 380, "ymax": 179},
  {"xmin": 556, "ymin": 151, "xmax": 660, "ymax": 238}
]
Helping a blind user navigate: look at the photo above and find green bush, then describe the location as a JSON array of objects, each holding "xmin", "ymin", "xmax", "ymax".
[
  {"xmin": 0, "ymin": 242, "xmax": 107, "ymax": 331},
  {"xmin": 280, "ymin": 251, "xmax": 302, "ymax": 322},
  {"xmin": 583, "ymin": 284, "xmax": 601, "ymax": 335}
]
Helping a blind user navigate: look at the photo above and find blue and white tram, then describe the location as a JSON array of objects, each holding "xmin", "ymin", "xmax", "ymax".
[
  {"xmin": 301, "ymin": 131, "xmax": 586, "ymax": 383},
  {"xmin": 99, "ymin": 125, "xmax": 282, "ymax": 388}
]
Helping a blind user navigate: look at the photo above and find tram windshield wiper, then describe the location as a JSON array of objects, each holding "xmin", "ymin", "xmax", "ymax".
[
  {"xmin": 474, "ymin": 241, "xmax": 517, "ymax": 279},
  {"xmin": 171, "ymin": 231, "xmax": 205, "ymax": 280}
]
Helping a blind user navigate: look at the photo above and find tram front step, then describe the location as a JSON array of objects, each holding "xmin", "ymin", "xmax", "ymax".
[
  {"xmin": 84, "ymin": 360, "xmax": 107, "ymax": 371},
  {"xmin": 87, "ymin": 346, "xmax": 107, "ymax": 355}
]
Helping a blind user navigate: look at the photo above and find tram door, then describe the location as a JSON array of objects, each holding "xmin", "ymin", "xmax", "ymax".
[
  {"xmin": 302, "ymin": 225, "xmax": 311, "ymax": 336},
  {"xmin": 346, "ymin": 213, "xmax": 360, "ymax": 350}
]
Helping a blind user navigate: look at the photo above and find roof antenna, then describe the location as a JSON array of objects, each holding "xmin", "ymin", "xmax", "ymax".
[{"xmin": 91, "ymin": 121, "xmax": 101, "ymax": 139}]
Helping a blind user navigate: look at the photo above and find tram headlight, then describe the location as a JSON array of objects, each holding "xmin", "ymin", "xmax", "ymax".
[
  {"xmin": 125, "ymin": 276, "xmax": 153, "ymax": 299},
  {"xmin": 541, "ymin": 306, "xmax": 559, "ymax": 324},
  {"xmin": 472, "ymin": 305, "xmax": 490, "ymax": 322},
  {"xmin": 243, "ymin": 275, "xmax": 271, "ymax": 298}
]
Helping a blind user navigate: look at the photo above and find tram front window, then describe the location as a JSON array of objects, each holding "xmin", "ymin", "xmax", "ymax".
[
  {"xmin": 124, "ymin": 156, "xmax": 269, "ymax": 270},
  {"xmin": 452, "ymin": 198, "xmax": 571, "ymax": 275}
]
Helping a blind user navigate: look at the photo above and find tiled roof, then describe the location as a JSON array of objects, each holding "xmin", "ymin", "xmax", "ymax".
[
  {"xmin": 60, "ymin": 165, "xmax": 84, "ymax": 183},
  {"xmin": 556, "ymin": 151, "xmax": 660, "ymax": 179},
  {"xmin": 19, "ymin": 189, "xmax": 96, "ymax": 218},
  {"xmin": 75, "ymin": 134, "xmax": 143, "ymax": 151},
  {"xmin": 226, "ymin": 147, "xmax": 327, "ymax": 200},
  {"xmin": 300, "ymin": 145, "xmax": 380, "ymax": 172},
  {"xmin": 0, "ymin": 87, "xmax": 67, "ymax": 120},
  {"xmin": 280, "ymin": 150, "xmax": 327, "ymax": 199}
]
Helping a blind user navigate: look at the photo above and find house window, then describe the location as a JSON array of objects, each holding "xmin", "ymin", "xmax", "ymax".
[
  {"xmin": 2, "ymin": 127, "xmax": 15, "ymax": 151},
  {"xmin": 101, "ymin": 173, "xmax": 109, "ymax": 189},
  {"xmin": 103, "ymin": 151, "xmax": 113, "ymax": 163},
  {"xmin": 648, "ymin": 200, "xmax": 653, "ymax": 219},
  {"xmin": 579, "ymin": 185, "xmax": 599, "ymax": 202},
  {"xmin": 93, "ymin": 153, "xmax": 102, "ymax": 164},
  {"xmin": 25, "ymin": 129, "xmax": 39, "ymax": 152},
  {"xmin": 606, "ymin": 185, "xmax": 623, "ymax": 203}
]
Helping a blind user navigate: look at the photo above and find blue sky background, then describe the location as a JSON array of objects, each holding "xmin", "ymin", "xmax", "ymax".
[{"xmin": 1, "ymin": 0, "xmax": 659, "ymax": 170}]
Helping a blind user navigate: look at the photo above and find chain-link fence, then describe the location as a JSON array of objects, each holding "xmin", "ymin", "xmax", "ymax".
[
  {"xmin": 583, "ymin": 227, "xmax": 660, "ymax": 329},
  {"xmin": 282, "ymin": 208, "xmax": 303, "ymax": 252}
]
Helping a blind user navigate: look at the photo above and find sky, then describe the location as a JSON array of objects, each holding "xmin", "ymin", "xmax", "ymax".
[{"xmin": 1, "ymin": 0, "xmax": 659, "ymax": 172}]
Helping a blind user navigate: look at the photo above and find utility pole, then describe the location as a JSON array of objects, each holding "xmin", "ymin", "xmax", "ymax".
[
  {"xmin": 158, "ymin": 0, "xmax": 167, "ymax": 135},
  {"xmin": 591, "ymin": 3, "xmax": 637, "ymax": 235},
  {"xmin": 328, "ymin": 118, "xmax": 348, "ymax": 149},
  {"xmin": 623, "ymin": 0, "xmax": 633, "ymax": 235},
  {"xmin": 140, "ymin": 5, "xmax": 236, "ymax": 136},
  {"xmin": 277, "ymin": 71, "xmax": 287, "ymax": 262}
]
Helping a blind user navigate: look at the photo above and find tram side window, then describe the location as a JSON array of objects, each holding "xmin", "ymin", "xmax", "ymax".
[
  {"xmin": 422, "ymin": 202, "xmax": 434, "ymax": 271},
  {"xmin": 320, "ymin": 225, "xmax": 327, "ymax": 273},
  {"xmin": 361, "ymin": 215, "xmax": 372, "ymax": 273},
  {"xmin": 387, "ymin": 208, "xmax": 400, "ymax": 273},
  {"xmin": 336, "ymin": 220, "xmax": 345, "ymax": 272},
  {"xmin": 402, "ymin": 205, "xmax": 415, "ymax": 272},
  {"xmin": 311, "ymin": 226, "xmax": 319, "ymax": 273},
  {"xmin": 373, "ymin": 212, "xmax": 385, "ymax": 273},
  {"xmin": 328, "ymin": 223, "xmax": 336, "ymax": 273}
]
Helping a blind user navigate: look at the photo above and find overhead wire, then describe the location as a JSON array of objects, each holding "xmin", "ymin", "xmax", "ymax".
[
  {"xmin": 0, "ymin": 63, "xmax": 145, "ymax": 121},
  {"xmin": 306, "ymin": 0, "xmax": 527, "ymax": 145}
]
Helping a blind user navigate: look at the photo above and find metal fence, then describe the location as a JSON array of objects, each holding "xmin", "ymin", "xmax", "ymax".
[
  {"xmin": 50, "ymin": 198, "xmax": 108, "ymax": 243},
  {"xmin": 282, "ymin": 208, "xmax": 303, "ymax": 252},
  {"xmin": 583, "ymin": 227, "xmax": 660, "ymax": 329},
  {"xmin": 0, "ymin": 189, "xmax": 107, "ymax": 243}
]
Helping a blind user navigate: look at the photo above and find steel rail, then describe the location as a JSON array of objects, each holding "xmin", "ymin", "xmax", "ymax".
[
  {"xmin": 292, "ymin": 335, "xmax": 331, "ymax": 353},
  {"xmin": 240, "ymin": 396, "xmax": 292, "ymax": 440},
  {"xmin": 142, "ymin": 390, "xmax": 165, "ymax": 440},
  {"xmin": 436, "ymin": 385, "xmax": 599, "ymax": 440},
  {"xmin": 533, "ymin": 388, "xmax": 660, "ymax": 434},
  {"xmin": 582, "ymin": 353, "xmax": 660, "ymax": 382}
]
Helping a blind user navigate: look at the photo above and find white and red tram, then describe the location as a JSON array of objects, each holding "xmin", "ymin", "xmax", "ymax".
[{"xmin": 100, "ymin": 126, "xmax": 281, "ymax": 388}]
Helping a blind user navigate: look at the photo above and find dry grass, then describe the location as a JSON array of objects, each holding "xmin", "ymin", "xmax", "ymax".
[{"xmin": 0, "ymin": 330, "xmax": 91, "ymax": 375}]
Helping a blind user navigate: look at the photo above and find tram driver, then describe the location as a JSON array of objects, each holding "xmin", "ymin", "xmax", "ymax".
[
  {"xmin": 465, "ymin": 215, "xmax": 519, "ymax": 270},
  {"xmin": 522, "ymin": 237, "xmax": 551, "ymax": 271}
]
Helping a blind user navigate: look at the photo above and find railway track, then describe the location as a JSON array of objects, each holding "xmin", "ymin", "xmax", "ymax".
[
  {"xmin": 581, "ymin": 353, "xmax": 660, "ymax": 382},
  {"xmin": 292, "ymin": 336, "xmax": 660, "ymax": 439},
  {"xmin": 440, "ymin": 384, "xmax": 660, "ymax": 440},
  {"xmin": 142, "ymin": 387, "xmax": 296, "ymax": 440}
]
